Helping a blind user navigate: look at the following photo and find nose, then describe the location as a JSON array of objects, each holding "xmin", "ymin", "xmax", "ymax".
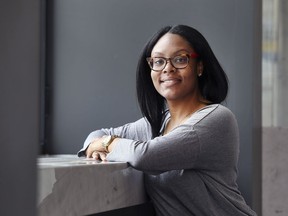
[{"xmin": 163, "ymin": 59, "xmax": 176, "ymax": 73}]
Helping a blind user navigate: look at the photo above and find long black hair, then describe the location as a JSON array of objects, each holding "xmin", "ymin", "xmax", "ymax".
[{"xmin": 136, "ymin": 25, "xmax": 228, "ymax": 138}]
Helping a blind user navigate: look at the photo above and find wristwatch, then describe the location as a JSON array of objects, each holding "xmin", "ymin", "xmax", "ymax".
[{"xmin": 101, "ymin": 135, "xmax": 119, "ymax": 152}]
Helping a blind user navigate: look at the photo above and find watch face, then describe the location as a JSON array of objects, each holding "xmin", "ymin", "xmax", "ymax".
[{"xmin": 103, "ymin": 135, "xmax": 112, "ymax": 145}]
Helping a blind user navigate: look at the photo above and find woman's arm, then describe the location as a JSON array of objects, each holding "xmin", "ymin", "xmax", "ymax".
[
  {"xmin": 80, "ymin": 105, "xmax": 239, "ymax": 175},
  {"xmin": 77, "ymin": 117, "xmax": 152, "ymax": 157},
  {"xmin": 106, "ymin": 105, "xmax": 239, "ymax": 174},
  {"xmin": 106, "ymin": 124, "xmax": 200, "ymax": 173}
]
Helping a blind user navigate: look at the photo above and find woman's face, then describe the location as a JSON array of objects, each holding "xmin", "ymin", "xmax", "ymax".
[{"xmin": 150, "ymin": 33, "xmax": 202, "ymax": 102}]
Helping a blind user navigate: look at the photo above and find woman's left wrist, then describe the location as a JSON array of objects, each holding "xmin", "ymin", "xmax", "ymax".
[{"xmin": 101, "ymin": 135, "xmax": 119, "ymax": 152}]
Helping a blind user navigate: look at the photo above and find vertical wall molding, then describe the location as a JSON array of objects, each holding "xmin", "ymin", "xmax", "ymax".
[{"xmin": 0, "ymin": 1, "xmax": 41, "ymax": 215}]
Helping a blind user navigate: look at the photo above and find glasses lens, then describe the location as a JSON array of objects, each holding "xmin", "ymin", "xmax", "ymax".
[
  {"xmin": 147, "ymin": 54, "xmax": 190, "ymax": 71},
  {"xmin": 148, "ymin": 57, "xmax": 166, "ymax": 71},
  {"xmin": 171, "ymin": 55, "xmax": 189, "ymax": 69}
]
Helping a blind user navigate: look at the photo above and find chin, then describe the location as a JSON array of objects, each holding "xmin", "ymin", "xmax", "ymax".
[{"xmin": 162, "ymin": 94, "xmax": 180, "ymax": 101}]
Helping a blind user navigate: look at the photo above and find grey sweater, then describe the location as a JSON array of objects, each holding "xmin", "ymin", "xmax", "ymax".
[{"xmin": 78, "ymin": 104, "xmax": 257, "ymax": 216}]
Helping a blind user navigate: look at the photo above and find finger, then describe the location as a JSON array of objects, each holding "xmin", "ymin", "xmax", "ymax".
[
  {"xmin": 86, "ymin": 147, "xmax": 93, "ymax": 158},
  {"xmin": 98, "ymin": 152, "xmax": 107, "ymax": 161},
  {"xmin": 92, "ymin": 151, "xmax": 99, "ymax": 160},
  {"xmin": 86, "ymin": 140, "xmax": 96, "ymax": 158}
]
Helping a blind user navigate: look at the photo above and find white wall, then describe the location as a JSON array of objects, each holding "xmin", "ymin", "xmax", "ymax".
[{"xmin": 262, "ymin": 2, "xmax": 288, "ymax": 216}]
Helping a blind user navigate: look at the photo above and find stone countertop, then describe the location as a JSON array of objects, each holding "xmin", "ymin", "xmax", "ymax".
[{"xmin": 37, "ymin": 155, "xmax": 147, "ymax": 216}]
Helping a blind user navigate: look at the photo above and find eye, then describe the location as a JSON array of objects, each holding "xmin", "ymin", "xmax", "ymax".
[
  {"xmin": 173, "ymin": 55, "xmax": 188, "ymax": 64},
  {"xmin": 153, "ymin": 58, "xmax": 165, "ymax": 66}
]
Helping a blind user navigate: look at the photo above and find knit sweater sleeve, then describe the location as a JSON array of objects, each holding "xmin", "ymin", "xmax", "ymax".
[
  {"xmin": 78, "ymin": 104, "xmax": 239, "ymax": 175},
  {"xmin": 106, "ymin": 124, "xmax": 200, "ymax": 174},
  {"xmin": 77, "ymin": 117, "xmax": 152, "ymax": 157},
  {"xmin": 107, "ymin": 104, "xmax": 238, "ymax": 174}
]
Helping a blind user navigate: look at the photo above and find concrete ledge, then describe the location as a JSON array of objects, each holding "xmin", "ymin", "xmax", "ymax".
[
  {"xmin": 262, "ymin": 127, "xmax": 288, "ymax": 216},
  {"xmin": 38, "ymin": 155, "xmax": 147, "ymax": 216}
]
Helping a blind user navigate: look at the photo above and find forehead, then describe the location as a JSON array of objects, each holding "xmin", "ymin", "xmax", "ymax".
[{"xmin": 151, "ymin": 33, "xmax": 193, "ymax": 55}]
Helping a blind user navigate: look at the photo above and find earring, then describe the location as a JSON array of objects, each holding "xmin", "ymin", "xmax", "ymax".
[{"xmin": 198, "ymin": 66, "xmax": 203, "ymax": 77}]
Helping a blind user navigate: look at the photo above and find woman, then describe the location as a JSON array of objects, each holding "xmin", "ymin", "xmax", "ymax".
[{"xmin": 78, "ymin": 25, "xmax": 257, "ymax": 216}]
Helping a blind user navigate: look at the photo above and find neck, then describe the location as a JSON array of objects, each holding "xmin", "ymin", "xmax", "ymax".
[
  {"xmin": 163, "ymin": 98, "xmax": 208, "ymax": 135},
  {"xmin": 167, "ymin": 97, "xmax": 207, "ymax": 121}
]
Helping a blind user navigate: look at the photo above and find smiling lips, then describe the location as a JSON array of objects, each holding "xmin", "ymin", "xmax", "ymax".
[{"xmin": 160, "ymin": 78, "xmax": 181, "ymax": 86}]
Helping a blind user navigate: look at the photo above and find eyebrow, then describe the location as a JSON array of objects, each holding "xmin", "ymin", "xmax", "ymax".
[{"xmin": 151, "ymin": 49, "xmax": 191, "ymax": 57}]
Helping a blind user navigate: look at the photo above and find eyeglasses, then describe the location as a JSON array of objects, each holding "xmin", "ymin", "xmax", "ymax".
[{"xmin": 146, "ymin": 53, "xmax": 199, "ymax": 72}]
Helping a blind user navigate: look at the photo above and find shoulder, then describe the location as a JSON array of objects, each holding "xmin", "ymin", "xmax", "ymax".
[
  {"xmin": 211, "ymin": 104, "xmax": 237, "ymax": 122},
  {"xmin": 192, "ymin": 104, "xmax": 238, "ymax": 128},
  {"xmin": 200, "ymin": 104, "xmax": 233, "ymax": 114}
]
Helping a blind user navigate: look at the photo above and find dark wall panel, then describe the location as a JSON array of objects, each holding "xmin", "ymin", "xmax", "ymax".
[
  {"xmin": 45, "ymin": 0, "xmax": 261, "ymax": 209},
  {"xmin": 0, "ymin": 1, "xmax": 41, "ymax": 215}
]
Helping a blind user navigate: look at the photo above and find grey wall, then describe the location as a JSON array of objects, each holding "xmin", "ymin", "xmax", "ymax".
[
  {"xmin": 45, "ymin": 0, "xmax": 261, "ymax": 213},
  {"xmin": 0, "ymin": 1, "xmax": 41, "ymax": 215}
]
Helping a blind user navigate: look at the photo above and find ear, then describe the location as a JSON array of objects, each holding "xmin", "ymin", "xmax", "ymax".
[{"xmin": 197, "ymin": 61, "xmax": 204, "ymax": 77}]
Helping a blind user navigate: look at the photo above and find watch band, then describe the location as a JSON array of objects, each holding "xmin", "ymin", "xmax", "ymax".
[{"xmin": 101, "ymin": 135, "xmax": 119, "ymax": 152}]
